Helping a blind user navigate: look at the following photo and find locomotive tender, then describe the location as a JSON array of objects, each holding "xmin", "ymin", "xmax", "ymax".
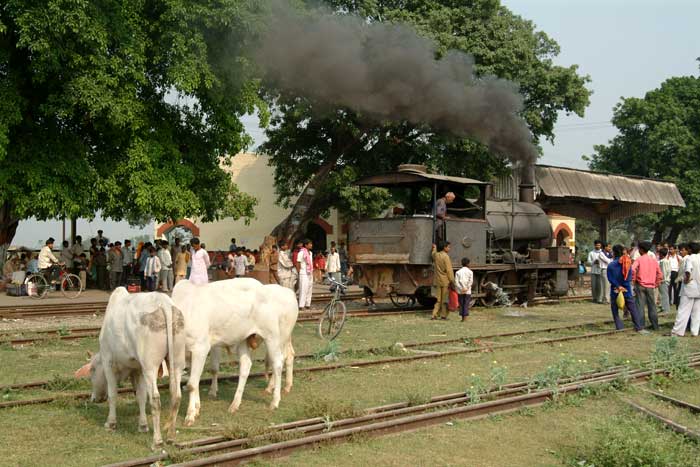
[{"xmin": 348, "ymin": 164, "xmax": 576, "ymax": 306}]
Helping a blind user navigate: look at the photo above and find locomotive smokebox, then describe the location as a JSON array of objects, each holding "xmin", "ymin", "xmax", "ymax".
[{"xmin": 519, "ymin": 163, "xmax": 536, "ymax": 204}]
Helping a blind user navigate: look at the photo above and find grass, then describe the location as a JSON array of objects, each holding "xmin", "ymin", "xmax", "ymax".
[{"xmin": 0, "ymin": 302, "xmax": 698, "ymax": 466}]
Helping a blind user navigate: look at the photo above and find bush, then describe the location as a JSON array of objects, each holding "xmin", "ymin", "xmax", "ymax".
[{"xmin": 567, "ymin": 413, "xmax": 700, "ymax": 467}]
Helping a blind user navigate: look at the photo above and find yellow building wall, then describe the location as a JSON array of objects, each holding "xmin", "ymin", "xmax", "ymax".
[
  {"xmin": 548, "ymin": 213, "xmax": 576, "ymax": 251},
  {"xmin": 155, "ymin": 153, "xmax": 341, "ymax": 250}
]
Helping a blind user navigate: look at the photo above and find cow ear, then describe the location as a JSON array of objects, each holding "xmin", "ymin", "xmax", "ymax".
[{"xmin": 74, "ymin": 362, "xmax": 92, "ymax": 379}]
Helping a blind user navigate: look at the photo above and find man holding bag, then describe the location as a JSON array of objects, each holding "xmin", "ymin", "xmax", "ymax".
[
  {"xmin": 671, "ymin": 242, "xmax": 700, "ymax": 336},
  {"xmin": 607, "ymin": 244, "xmax": 644, "ymax": 332}
]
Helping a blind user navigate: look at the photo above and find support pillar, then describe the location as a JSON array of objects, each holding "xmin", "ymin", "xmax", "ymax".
[
  {"xmin": 599, "ymin": 216, "xmax": 609, "ymax": 243},
  {"xmin": 70, "ymin": 217, "xmax": 77, "ymax": 244}
]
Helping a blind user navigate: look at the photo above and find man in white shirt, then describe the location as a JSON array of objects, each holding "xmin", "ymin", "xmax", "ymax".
[
  {"xmin": 587, "ymin": 240, "xmax": 604, "ymax": 304},
  {"xmin": 296, "ymin": 239, "xmax": 314, "ymax": 310},
  {"xmin": 455, "ymin": 257, "xmax": 474, "ymax": 322},
  {"xmin": 144, "ymin": 247, "xmax": 162, "ymax": 291},
  {"xmin": 326, "ymin": 247, "xmax": 341, "ymax": 283},
  {"xmin": 598, "ymin": 243, "xmax": 613, "ymax": 305},
  {"xmin": 121, "ymin": 239, "xmax": 133, "ymax": 285},
  {"xmin": 188, "ymin": 238, "xmax": 210, "ymax": 285},
  {"xmin": 38, "ymin": 238, "xmax": 60, "ymax": 271},
  {"xmin": 671, "ymin": 242, "xmax": 700, "ymax": 336},
  {"xmin": 233, "ymin": 249, "xmax": 248, "ymax": 277},
  {"xmin": 277, "ymin": 243, "xmax": 296, "ymax": 290},
  {"xmin": 157, "ymin": 240, "xmax": 173, "ymax": 292},
  {"xmin": 60, "ymin": 240, "xmax": 74, "ymax": 269}
]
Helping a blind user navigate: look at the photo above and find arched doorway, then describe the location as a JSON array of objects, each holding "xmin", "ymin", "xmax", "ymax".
[
  {"xmin": 553, "ymin": 223, "xmax": 573, "ymax": 247},
  {"xmin": 304, "ymin": 222, "xmax": 327, "ymax": 253}
]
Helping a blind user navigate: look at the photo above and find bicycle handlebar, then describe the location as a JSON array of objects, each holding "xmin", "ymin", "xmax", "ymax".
[{"xmin": 328, "ymin": 277, "xmax": 348, "ymax": 290}]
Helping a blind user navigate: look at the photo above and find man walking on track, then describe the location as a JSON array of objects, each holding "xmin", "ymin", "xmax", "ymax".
[
  {"xmin": 431, "ymin": 242, "xmax": 455, "ymax": 320},
  {"xmin": 188, "ymin": 238, "xmax": 210, "ymax": 285},
  {"xmin": 632, "ymin": 241, "xmax": 662, "ymax": 330}
]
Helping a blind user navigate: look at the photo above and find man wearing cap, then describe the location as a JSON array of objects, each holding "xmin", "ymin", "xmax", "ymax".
[{"xmin": 38, "ymin": 238, "xmax": 61, "ymax": 281}]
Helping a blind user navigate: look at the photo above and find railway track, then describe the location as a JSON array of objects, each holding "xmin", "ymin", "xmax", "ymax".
[
  {"xmin": 105, "ymin": 354, "xmax": 700, "ymax": 467},
  {"xmin": 0, "ymin": 318, "xmax": 641, "ymax": 406},
  {"xmin": 0, "ymin": 306, "xmax": 431, "ymax": 346},
  {"xmin": 0, "ymin": 292, "xmax": 593, "ymax": 321}
]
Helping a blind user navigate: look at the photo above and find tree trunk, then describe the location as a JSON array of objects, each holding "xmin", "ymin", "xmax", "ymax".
[
  {"xmin": 666, "ymin": 225, "xmax": 683, "ymax": 245},
  {"xmin": 0, "ymin": 201, "xmax": 20, "ymax": 272},
  {"xmin": 269, "ymin": 130, "xmax": 370, "ymax": 246},
  {"xmin": 270, "ymin": 156, "xmax": 341, "ymax": 246},
  {"xmin": 652, "ymin": 223, "xmax": 664, "ymax": 245}
]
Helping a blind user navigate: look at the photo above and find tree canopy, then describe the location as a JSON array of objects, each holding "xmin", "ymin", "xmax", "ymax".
[
  {"xmin": 586, "ymin": 74, "xmax": 700, "ymax": 243},
  {"xmin": 0, "ymin": 0, "xmax": 264, "ymax": 253},
  {"xmin": 260, "ymin": 0, "xmax": 591, "ymax": 242}
]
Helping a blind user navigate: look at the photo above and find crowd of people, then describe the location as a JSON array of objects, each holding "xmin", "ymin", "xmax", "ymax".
[
  {"xmin": 586, "ymin": 239, "xmax": 700, "ymax": 336},
  {"xmin": 2, "ymin": 232, "xmax": 352, "ymax": 311}
]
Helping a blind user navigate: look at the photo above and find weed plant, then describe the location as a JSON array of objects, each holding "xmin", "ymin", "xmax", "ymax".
[
  {"xmin": 565, "ymin": 412, "xmax": 700, "ymax": 467},
  {"xmin": 650, "ymin": 337, "xmax": 697, "ymax": 382}
]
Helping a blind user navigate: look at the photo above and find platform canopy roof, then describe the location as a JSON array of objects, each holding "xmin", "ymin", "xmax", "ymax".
[{"xmin": 494, "ymin": 164, "xmax": 685, "ymax": 222}]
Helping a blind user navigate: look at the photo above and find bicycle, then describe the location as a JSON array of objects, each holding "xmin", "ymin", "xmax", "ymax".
[
  {"xmin": 25, "ymin": 264, "xmax": 83, "ymax": 299},
  {"xmin": 318, "ymin": 277, "xmax": 348, "ymax": 340}
]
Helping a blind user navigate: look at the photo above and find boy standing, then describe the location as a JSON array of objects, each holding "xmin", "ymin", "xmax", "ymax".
[
  {"xmin": 455, "ymin": 258, "xmax": 474, "ymax": 322},
  {"xmin": 658, "ymin": 247, "xmax": 671, "ymax": 314}
]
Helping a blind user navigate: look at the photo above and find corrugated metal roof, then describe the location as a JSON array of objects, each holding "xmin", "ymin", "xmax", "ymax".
[{"xmin": 535, "ymin": 165, "xmax": 685, "ymax": 207}]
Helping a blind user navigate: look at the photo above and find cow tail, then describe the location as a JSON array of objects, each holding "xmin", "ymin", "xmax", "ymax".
[{"xmin": 162, "ymin": 304, "xmax": 175, "ymax": 379}]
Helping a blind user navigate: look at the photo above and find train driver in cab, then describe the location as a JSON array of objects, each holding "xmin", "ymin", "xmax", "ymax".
[{"xmin": 435, "ymin": 191, "xmax": 456, "ymax": 243}]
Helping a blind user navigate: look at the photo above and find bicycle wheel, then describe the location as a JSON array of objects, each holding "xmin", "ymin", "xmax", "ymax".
[
  {"xmin": 61, "ymin": 273, "xmax": 83, "ymax": 299},
  {"xmin": 318, "ymin": 300, "xmax": 347, "ymax": 340},
  {"xmin": 26, "ymin": 274, "xmax": 50, "ymax": 299}
]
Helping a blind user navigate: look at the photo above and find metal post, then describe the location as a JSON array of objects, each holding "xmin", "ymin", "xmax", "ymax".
[
  {"xmin": 61, "ymin": 217, "xmax": 66, "ymax": 244},
  {"xmin": 510, "ymin": 174, "xmax": 516, "ymax": 256},
  {"xmin": 432, "ymin": 183, "xmax": 437, "ymax": 244}
]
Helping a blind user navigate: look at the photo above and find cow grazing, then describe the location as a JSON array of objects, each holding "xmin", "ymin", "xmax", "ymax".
[
  {"xmin": 171, "ymin": 278, "xmax": 298, "ymax": 426},
  {"xmin": 74, "ymin": 288, "xmax": 186, "ymax": 448}
]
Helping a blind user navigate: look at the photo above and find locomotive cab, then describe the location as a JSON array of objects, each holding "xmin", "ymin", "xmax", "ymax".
[{"xmin": 349, "ymin": 164, "xmax": 575, "ymax": 306}]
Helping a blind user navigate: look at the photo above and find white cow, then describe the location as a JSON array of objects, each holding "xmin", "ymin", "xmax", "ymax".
[
  {"xmin": 171, "ymin": 278, "xmax": 298, "ymax": 426},
  {"xmin": 74, "ymin": 288, "xmax": 186, "ymax": 448}
]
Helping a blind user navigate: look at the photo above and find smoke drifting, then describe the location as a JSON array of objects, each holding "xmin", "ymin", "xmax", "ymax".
[{"xmin": 256, "ymin": 4, "xmax": 537, "ymax": 164}]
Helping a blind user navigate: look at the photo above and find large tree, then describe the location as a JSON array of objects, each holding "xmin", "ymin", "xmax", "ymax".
[
  {"xmin": 587, "ymin": 73, "xmax": 700, "ymax": 244},
  {"xmin": 261, "ymin": 0, "xmax": 591, "ymax": 243},
  {"xmin": 0, "ymin": 0, "xmax": 264, "ymax": 262}
]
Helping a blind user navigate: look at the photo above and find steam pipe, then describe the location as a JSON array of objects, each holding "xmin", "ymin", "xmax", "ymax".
[{"xmin": 519, "ymin": 163, "xmax": 536, "ymax": 204}]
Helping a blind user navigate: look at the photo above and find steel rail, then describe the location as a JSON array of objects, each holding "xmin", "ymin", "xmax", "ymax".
[
  {"xmin": 643, "ymin": 389, "xmax": 700, "ymax": 414},
  {"xmin": 107, "ymin": 358, "xmax": 700, "ymax": 467},
  {"xmin": 624, "ymin": 399, "xmax": 700, "ymax": 442}
]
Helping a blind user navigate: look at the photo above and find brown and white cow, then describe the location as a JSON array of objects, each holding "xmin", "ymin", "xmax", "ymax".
[{"xmin": 75, "ymin": 288, "xmax": 186, "ymax": 448}]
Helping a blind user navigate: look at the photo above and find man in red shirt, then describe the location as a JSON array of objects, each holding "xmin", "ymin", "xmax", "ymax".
[{"xmin": 631, "ymin": 241, "xmax": 662, "ymax": 330}]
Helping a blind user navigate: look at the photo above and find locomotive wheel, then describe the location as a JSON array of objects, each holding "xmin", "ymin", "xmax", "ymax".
[
  {"xmin": 414, "ymin": 286, "xmax": 437, "ymax": 308},
  {"xmin": 479, "ymin": 272, "xmax": 502, "ymax": 307},
  {"xmin": 389, "ymin": 292, "xmax": 415, "ymax": 308}
]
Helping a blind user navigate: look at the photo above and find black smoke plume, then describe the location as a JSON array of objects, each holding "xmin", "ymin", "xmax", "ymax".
[{"xmin": 256, "ymin": 3, "xmax": 538, "ymax": 164}]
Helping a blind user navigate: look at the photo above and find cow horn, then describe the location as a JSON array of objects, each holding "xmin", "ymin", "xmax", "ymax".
[{"xmin": 86, "ymin": 350, "xmax": 93, "ymax": 361}]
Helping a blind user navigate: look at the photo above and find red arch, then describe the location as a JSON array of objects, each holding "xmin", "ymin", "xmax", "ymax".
[
  {"xmin": 553, "ymin": 222, "xmax": 573, "ymax": 240},
  {"xmin": 312, "ymin": 217, "xmax": 333, "ymax": 235},
  {"xmin": 156, "ymin": 219, "xmax": 200, "ymax": 238}
]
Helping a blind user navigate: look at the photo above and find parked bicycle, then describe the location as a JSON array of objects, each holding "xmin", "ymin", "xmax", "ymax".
[
  {"xmin": 318, "ymin": 277, "xmax": 348, "ymax": 340},
  {"xmin": 25, "ymin": 264, "xmax": 83, "ymax": 299}
]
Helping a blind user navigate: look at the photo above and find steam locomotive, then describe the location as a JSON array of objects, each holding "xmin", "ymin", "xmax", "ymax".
[{"xmin": 348, "ymin": 164, "xmax": 576, "ymax": 306}]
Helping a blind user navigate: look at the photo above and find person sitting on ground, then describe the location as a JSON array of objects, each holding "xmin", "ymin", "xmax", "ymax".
[
  {"xmin": 455, "ymin": 257, "xmax": 474, "ymax": 322},
  {"xmin": 246, "ymin": 249, "xmax": 256, "ymax": 272},
  {"xmin": 3, "ymin": 255, "xmax": 19, "ymax": 282}
]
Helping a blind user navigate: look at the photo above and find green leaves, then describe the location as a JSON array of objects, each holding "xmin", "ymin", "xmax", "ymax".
[
  {"xmin": 0, "ymin": 0, "xmax": 262, "ymax": 235},
  {"xmin": 589, "ymin": 75, "xmax": 700, "ymax": 239}
]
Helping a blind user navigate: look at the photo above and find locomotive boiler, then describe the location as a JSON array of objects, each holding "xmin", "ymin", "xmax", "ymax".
[{"xmin": 348, "ymin": 164, "xmax": 576, "ymax": 306}]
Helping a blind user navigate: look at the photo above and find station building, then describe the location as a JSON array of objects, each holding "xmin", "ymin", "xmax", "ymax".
[{"xmin": 153, "ymin": 152, "xmax": 342, "ymax": 251}]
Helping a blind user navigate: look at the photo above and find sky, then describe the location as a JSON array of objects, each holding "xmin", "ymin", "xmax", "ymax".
[{"xmin": 13, "ymin": 0, "xmax": 700, "ymax": 247}]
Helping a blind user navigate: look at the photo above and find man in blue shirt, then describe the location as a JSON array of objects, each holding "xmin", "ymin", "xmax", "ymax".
[{"xmin": 607, "ymin": 244, "xmax": 645, "ymax": 332}]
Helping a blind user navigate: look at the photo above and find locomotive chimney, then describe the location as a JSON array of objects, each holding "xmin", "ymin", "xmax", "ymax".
[{"xmin": 518, "ymin": 163, "xmax": 536, "ymax": 204}]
